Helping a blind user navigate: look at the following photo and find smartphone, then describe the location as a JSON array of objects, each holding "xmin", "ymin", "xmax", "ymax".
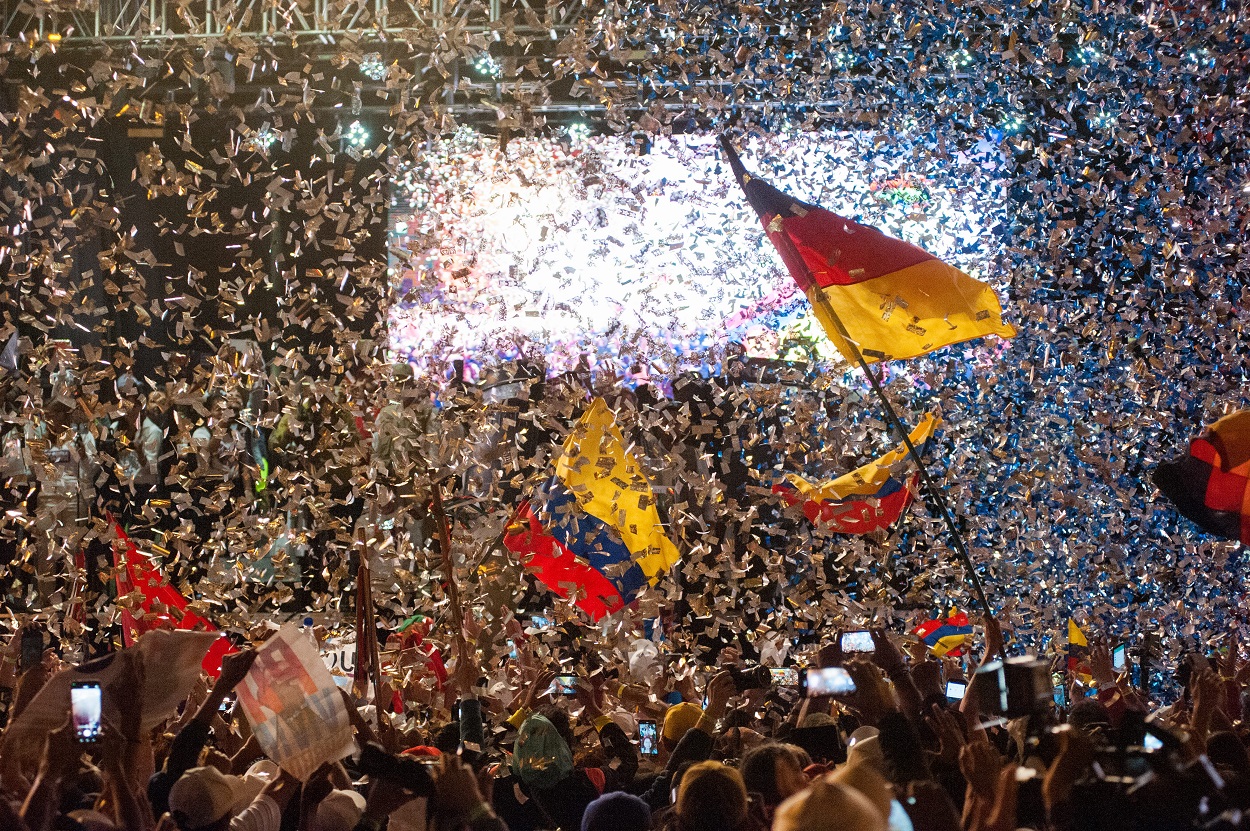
[
  {"xmin": 804, "ymin": 667, "xmax": 856, "ymax": 696},
  {"xmin": 770, "ymin": 667, "xmax": 799, "ymax": 687},
  {"xmin": 20, "ymin": 629, "xmax": 42, "ymax": 671},
  {"xmin": 1112, "ymin": 643, "xmax": 1127, "ymax": 671},
  {"xmin": 945, "ymin": 680, "xmax": 967, "ymax": 702},
  {"xmin": 1053, "ymin": 681, "xmax": 1068, "ymax": 709},
  {"xmin": 219, "ymin": 695, "xmax": 236, "ymax": 715},
  {"xmin": 638, "ymin": 719, "xmax": 659, "ymax": 756},
  {"xmin": 840, "ymin": 630, "xmax": 875, "ymax": 653},
  {"xmin": 1143, "ymin": 732, "xmax": 1163, "ymax": 751},
  {"xmin": 529, "ymin": 615, "xmax": 551, "ymax": 630},
  {"xmin": 549, "ymin": 674, "xmax": 578, "ymax": 696},
  {"xmin": 70, "ymin": 681, "xmax": 102, "ymax": 743}
]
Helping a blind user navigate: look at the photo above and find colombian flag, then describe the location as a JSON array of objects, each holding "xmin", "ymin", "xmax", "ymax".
[
  {"xmin": 1153, "ymin": 409, "xmax": 1250, "ymax": 545},
  {"xmin": 774, "ymin": 412, "xmax": 938, "ymax": 534},
  {"xmin": 504, "ymin": 398, "xmax": 679, "ymax": 620},
  {"xmin": 720, "ymin": 138, "xmax": 1016, "ymax": 363},
  {"xmin": 913, "ymin": 609, "xmax": 973, "ymax": 658},
  {"xmin": 1067, "ymin": 619, "xmax": 1092, "ymax": 683}
]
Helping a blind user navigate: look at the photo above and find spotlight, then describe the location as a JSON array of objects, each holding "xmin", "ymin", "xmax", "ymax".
[
  {"xmin": 948, "ymin": 49, "xmax": 973, "ymax": 71},
  {"xmin": 344, "ymin": 120, "xmax": 370, "ymax": 148},
  {"xmin": 471, "ymin": 53, "xmax": 502, "ymax": 79},
  {"xmin": 1071, "ymin": 44, "xmax": 1102, "ymax": 66},
  {"xmin": 567, "ymin": 122, "xmax": 591, "ymax": 143},
  {"xmin": 248, "ymin": 126, "xmax": 278, "ymax": 153},
  {"xmin": 359, "ymin": 53, "xmax": 387, "ymax": 81},
  {"xmin": 1184, "ymin": 46, "xmax": 1215, "ymax": 69},
  {"xmin": 997, "ymin": 113, "xmax": 1026, "ymax": 136},
  {"xmin": 1088, "ymin": 109, "xmax": 1117, "ymax": 130}
]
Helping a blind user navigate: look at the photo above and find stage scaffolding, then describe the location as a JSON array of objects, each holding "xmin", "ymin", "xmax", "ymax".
[{"xmin": 0, "ymin": 0, "xmax": 591, "ymax": 44}]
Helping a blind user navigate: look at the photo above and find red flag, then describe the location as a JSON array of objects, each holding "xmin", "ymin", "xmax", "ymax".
[{"xmin": 111, "ymin": 520, "xmax": 234, "ymax": 676}]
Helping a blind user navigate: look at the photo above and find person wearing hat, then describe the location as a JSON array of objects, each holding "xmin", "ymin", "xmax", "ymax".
[
  {"xmin": 581, "ymin": 792, "xmax": 652, "ymax": 831},
  {"xmin": 167, "ymin": 763, "xmax": 296, "ymax": 831}
]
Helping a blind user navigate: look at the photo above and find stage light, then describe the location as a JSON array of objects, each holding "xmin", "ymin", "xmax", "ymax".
[
  {"xmin": 1088, "ymin": 110, "xmax": 1117, "ymax": 131},
  {"xmin": 1185, "ymin": 47, "xmax": 1215, "ymax": 69},
  {"xmin": 359, "ymin": 53, "xmax": 386, "ymax": 81},
  {"xmin": 344, "ymin": 120, "xmax": 370, "ymax": 148},
  {"xmin": 948, "ymin": 49, "xmax": 973, "ymax": 71},
  {"xmin": 567, "ymin": 122, "xmax": 591, "ymax": 143},
  {"xmin": 472, "ymin": 53, "xmax": 502, "ymax": 79},
  {"xmin": 248, "ymin": 126, "xmax": 278, "ymax": 152},
  {"xmin": 997, "ymin": 113, "xmax": 1026, "ymax": 136},
  {"xmin": 831, "ymin": 49, "xmax": 856, "ymax": 70},
  {"xmin": 1072, "ymin": 44, "xmax": 1102, "ymax": 66}
]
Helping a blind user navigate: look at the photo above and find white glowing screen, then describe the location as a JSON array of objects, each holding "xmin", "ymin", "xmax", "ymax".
[{"xmin": 388, "ymin": 130, "xmax": 1007, "ymax": 380}]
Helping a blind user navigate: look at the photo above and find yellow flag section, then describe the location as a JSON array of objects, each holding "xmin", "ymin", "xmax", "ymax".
[
  {"xmin": 555, "ymin": 398, "xmax": 680, "ymax": 584},
  {"xmin": 784, "ymin": 412, "xmax": 940, "ymax": 502}
]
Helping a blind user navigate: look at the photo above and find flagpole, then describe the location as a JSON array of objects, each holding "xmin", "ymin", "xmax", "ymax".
[{"xmin": 719, "ymin": 136, "xmax": 998, "ymax": 632}]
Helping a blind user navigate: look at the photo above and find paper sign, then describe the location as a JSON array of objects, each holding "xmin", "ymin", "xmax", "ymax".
[
  {"xmin": 236, "ymin": 624, "xmax": 356, "ymax": 781},
  {"xmin": 2, "ymin": 630, "xmax": 219, "ymax": 760}
]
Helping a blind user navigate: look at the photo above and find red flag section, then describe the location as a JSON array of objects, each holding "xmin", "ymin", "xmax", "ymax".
[
  {"xmin": 111, "ymin": 520, "xmax": 234, "ymax": 677},
  {"xmin": 772, "ymin": 471, "xmax": 920, "ymax": 535},
  {"xmin": 503, "ymin": 501, "xmax": 627, "ymax": 621}
]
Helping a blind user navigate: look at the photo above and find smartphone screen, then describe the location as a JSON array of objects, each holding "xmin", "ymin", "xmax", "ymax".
[
  {"xmin": 548, "ymin": 674, "xmax": 578, "ymax": 696},
  {"xmin": 638, "ymin": 720, "xmax": 659, "ymax": 756},
  {"xmin": 219, "ymin": 695, "xmax": 236, "ymax": 715},
  {"xmin": 1112, "ymin": 643, "xmax": 1127, "ymax": 671},
  {"xmin": 840, "ymin": 631, "xmax": 875, "ymax": 653},
  {"xmin": 529, "ymin": 615, "xmax": 551, "ymax": 630},
  {"xmin": 945, "ymin": 680, "xmax": 967, "ymax": 702},
  {"xmin": 1053, "ymin": 682, "xmax": 1068, "ymax": 709},
  {"xmin": 770, "ymin": 667, "xmax": 799, "ymax": 687},
  {"xmin": 71, "ymin": 681, "xmax": 102, "ymax": 743},
  {"xmin": 20, "ymin": 630, "xmax": 42, "ymax": 671},
  {"xmin": 1143, "ymin": 732, "xmax": 1163, "ymax": 751},
  {"xmin": 805, "ymin": 667, "xmax": 856, "ymax": 696}
]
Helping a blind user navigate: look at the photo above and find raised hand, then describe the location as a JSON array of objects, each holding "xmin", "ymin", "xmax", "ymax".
[
  {"xmin": 1089, "ymin": 639, "xmax": 1116, "ymax": 687},
  {"xmin": 926, "ymin": 704, "xmax": 966, "ymax": 767},
  {"xmin": 959, "ymin": 739, "xmax": 1005, "ymax": 800}
]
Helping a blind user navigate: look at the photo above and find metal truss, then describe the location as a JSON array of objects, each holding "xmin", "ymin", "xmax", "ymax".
[{"xmin": 1, "ymin": 0, "xmax": 592, "ymax": 45}]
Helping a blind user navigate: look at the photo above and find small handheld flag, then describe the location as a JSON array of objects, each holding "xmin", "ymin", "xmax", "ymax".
[
  {"xmin": 913, "ymin": 609, "xmax": 973, "ymax": 658},
  {"xmin": 1067, "ymin": 619, "xmax": 1092, "ymax": 684}
]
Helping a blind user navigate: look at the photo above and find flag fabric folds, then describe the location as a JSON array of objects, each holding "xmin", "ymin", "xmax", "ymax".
[
  {"xmin": 773, "ymin": 473, "xmax": 919, "ymax": 534},
  {"xmin": 1153, "ymin": 409, "xmax": 1250, "ymax": 545},
  {"xmin": 774, "ymin": 412, "xmax": 939, "ymax": 534},
  {"xmin": 912, "ymin": 609, "xmax": 972, "ymax": 658},
  {"xmin": 721, "ymin": 139, "xmax": 1016, "ymax": 363},
  {"xmin": 1067, "ymin": 619, "xmax": 1092, "ymax": 683},
  {"xmin": 504, "ymin": 398, "xmax": 679, "ymax": 621},
  {"xmin": 112, "ymin": 520, "xmax": 234, "ymax": 676}
]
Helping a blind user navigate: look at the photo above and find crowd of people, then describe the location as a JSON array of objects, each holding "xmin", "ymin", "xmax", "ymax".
[{"xmin": 0, "ymin": 610, "xmax": 1248, "ymax": 831}]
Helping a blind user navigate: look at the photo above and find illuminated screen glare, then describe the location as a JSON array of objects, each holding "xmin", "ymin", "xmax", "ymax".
[{"xmin": 388, "ymin": 130, "xmax": 1008, "ymax": 381}]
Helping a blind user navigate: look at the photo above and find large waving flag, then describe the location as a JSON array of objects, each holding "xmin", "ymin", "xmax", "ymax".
[
  {"xmin": 913, "ymin": 609, "xmax": 973, "ymax": 658},
  {"xmin": 774, "ymin": 412, "xmax": 939, "ymax": 534},
  {"xmin": 721, "ymin": 139, "xmax": 1016, "ymax": 363},
  {"xmin": 1153, "ymin": 409, "xmax": 1250, "ymax": 545},
  {"xmin": 504, "ymin": 398, "xmax": 679, "ymax": 620},
  {"xmin": 112, "ymin": 520, "xmax": 234, "ymax": 676}
]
